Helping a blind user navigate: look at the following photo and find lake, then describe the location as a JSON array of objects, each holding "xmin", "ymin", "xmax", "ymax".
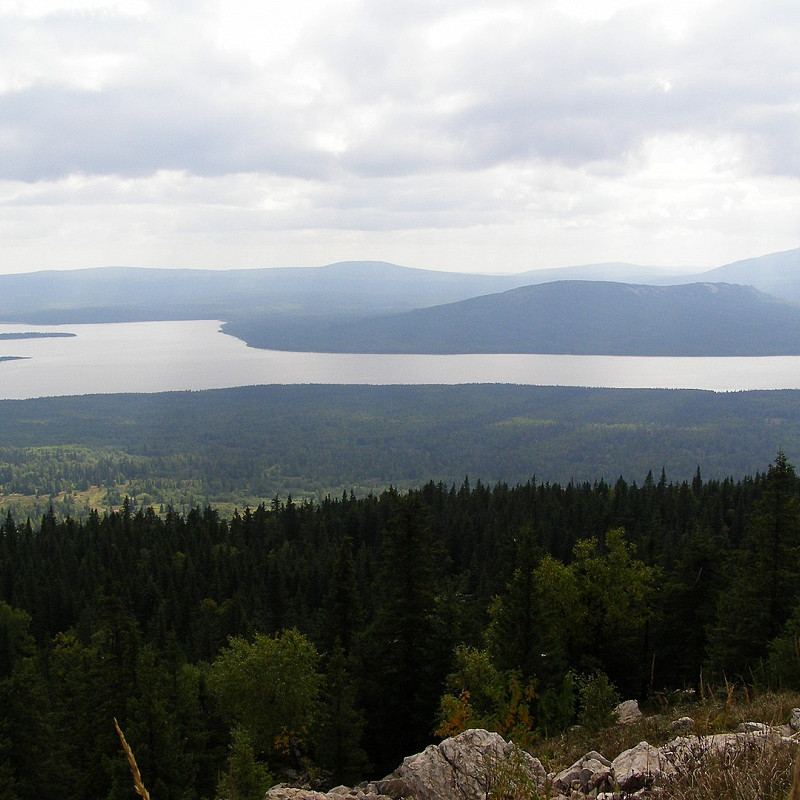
[{"xmin": 1, "ymin": 319, "xmax": 800, "ymax": 400}]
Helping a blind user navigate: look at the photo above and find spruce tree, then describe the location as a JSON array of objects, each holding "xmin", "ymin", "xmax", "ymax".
[{"xmin": 360, "ymin": 494, "xmax": 446, "ymax": 772}]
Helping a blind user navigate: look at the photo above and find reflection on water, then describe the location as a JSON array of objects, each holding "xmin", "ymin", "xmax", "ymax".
[{"xmin": 1, "ymin": 319, "xmax": 799, "ymax": 400}]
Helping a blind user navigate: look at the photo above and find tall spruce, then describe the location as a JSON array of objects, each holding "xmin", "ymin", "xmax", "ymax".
[
  {"xmin": 707, "ymin": 451, "xmax": 800, "ymax": 678},
  {"xmin": 359, "ymin": 493, "xmax": 447, "ymax": 773}
]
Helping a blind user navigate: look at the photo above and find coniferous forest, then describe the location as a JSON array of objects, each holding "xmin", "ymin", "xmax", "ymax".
[{"xmin": 3, "ymin": 453, "xmax": 800, "ymax": 799}]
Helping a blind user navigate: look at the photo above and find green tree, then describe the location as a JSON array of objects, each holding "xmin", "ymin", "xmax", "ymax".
[
  {"xmin": 434, "ymin": 646, "xmax": 537, "ymax": 747},
  {"xmin": 570, "ymin": 528, "xmax": 656, "ymax": 696},
  {"xmin": 313, "ymin": 641, "xmax": 369, "ymax": 786},
  {"xmin": 486, "ymin": 551, "xmax": 582, "ymax": 688},
  {"xmin": 766, "ymin": 600, "xmax": 800, "ymax": 688},
  {"xmin": 707, "ymin": 452, "xmax": 800, "ymax": 679},
  {"xmin": 208, "ymin": 629, "xmax": 320, "ymax": 770},
  {"xmin": 316, "ymin": 535, "xmax": 362, "ymax": 657},
  {"xmin": 0, "ymin": 603, "xmax": 50, "ymax": 800},
  {"xmin": 215, "ymin": 727, "xmax": 273, "ymax": 800},
  {"xmin": 121, "ymin": 645, "xmax": 205, "ymax": 800},
  {"xmin": 359, "ymin": 494, "xmax": 448, "ymax": 772}
]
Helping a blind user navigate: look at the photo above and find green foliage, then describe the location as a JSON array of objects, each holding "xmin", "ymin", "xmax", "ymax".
[
  {"xmin": 215, "ymin": 727, "xmax": 274, "ymax": 800},
  {"xmin": 312, "ymin": 642, "xmax": 369, "ymax": 786},
  {"xmin": 0, "ymin": 603, "xmax": 34, "ymax": 678},
  {"xmin": 208, "ymin": 629, "xmax": 320, "ymax": 766},
  {"xmin": 573, "ymin": 670, "xmax": 620, "ymax": 731},
  {"xmin": 570, "ymin": 528, "xmax": 657, "ymax": 694},
  {"xmin": 481, "ymin": 746, "xmax": 544, "ymax": 800},
  {"xmin": 486, "ymin": 550, "xmax": 583, "ymax": 688},
  {"xmin": 123, "ymin": 645, "xmax": 206, "ymax": 800},
  {"xmin": 435, "ymin": 647, "xmax": 537, "ymax": 747},
  {"xmin": 766, "ymin": 600, "xmax": 800, "ymax": 688},
  {"xmin": 707, "ymin": 452, "xmax": 800, "ymax": 680},
  {"xmin": 359, "ymin": 495, "xmax": 450, "ymax": 770}
]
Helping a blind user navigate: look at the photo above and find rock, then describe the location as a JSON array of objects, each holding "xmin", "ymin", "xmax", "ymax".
[
  {"xmin": 670, "ymin": 716, "xmax": 694, "ymax": 731},
  {"xmin": 791, "ymin": 708, "xmax": 800, "ymax": 731},
  {"xmin": 266, "ymin": 790, "xmax": 346, "ymax": 800},
  {"xmin": 658, "ymin": 725, "xmax": 786, "ymax": 775},
  {"xmin": 553, "ymin": 750, "xmax": 613, "ymax": 794},
  {"xmin": 266, "ymin": 786, "xmax": 391, "ymax": 800},
  {"xmin": 614, "ymin": 699, "xmax": 643, "ymax": 725},
  {"xmin": 379, "ymin": 728, "xmax": 546, "ymax": 800},
  {"xmin": 611, "ymin": 741, "xmax": 676, "ymax": 792},
  {"xmin": 366, "ymin": 778, "xmax": 407, "ymax": 799},
  {"xmin": 736, "ymin": 721, "xmax": 772, "ymax": 734},
  {"xmin": 270, "ymin": 717, "xmax": 798, "ymax": 800}
]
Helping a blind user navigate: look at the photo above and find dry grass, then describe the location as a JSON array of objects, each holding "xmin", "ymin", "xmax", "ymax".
[
  {"xmin": 113, "ymin": 717, "xmax": 152, "ymax": 800},
  {"xmin": 531, "ymin": 688, "xmax": 800, "ymax": 799},
  {"xmin": 659, "ymin": 737, "xmax": 796, "ymax": 800}
]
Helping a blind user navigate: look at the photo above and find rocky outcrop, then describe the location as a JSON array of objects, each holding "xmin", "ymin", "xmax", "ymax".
[
  {"xmin": 266, "ymin": 729, "xmax": 545, "ymax": 800},
  {"xmin": 266, "ymin": 716, "xmax": 799, "ymax": 800},
  {"xmin": 548, "ymin": 722, "xmax": 795, "ymax": 799},
  {"xmin": 368, "ymin": 728, "xmax": 547, "ymax": 800},
  {"xmin": 264, "ymin": 789, "xmax": 393, "ymax": 800},
  {"xmin": 553, "ymin": 750, "xmax": 612, "ymax": 794}
]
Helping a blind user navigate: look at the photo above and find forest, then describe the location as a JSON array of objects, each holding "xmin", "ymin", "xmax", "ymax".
[
  {"xmin": 3, "ymin": 451, "xmax": 800, "ymax": 799},
  {"xmin": 3, "ymin": 384, "xmax": 800, "ymax": 519}
]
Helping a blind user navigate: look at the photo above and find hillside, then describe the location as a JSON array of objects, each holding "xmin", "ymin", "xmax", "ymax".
[{"xmin": 224, "ymin": 280, "xmax": 800, "ymax": 356}]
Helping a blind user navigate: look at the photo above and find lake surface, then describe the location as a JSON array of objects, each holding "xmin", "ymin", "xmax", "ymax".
[{"xmin": 1, "ymin": 319, "xmax": 800, "ymax": 399}]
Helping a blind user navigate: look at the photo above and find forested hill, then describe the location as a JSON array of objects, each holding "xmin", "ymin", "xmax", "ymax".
[
  {"xmin": 4, "ymin": 385, "xmax": 800, "ymax": 519},
  {"xmin": 3, "ymin": 454, "xmax": 800, "ymax": 799},
  {"xmin": 223, "ymin": 281, "xmax": 800, "ymax": 356}
]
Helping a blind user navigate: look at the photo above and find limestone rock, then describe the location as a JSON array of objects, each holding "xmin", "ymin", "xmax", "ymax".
[
  {"xmin": 614, "ymin": 699, "xmax": 643, "ymax": 726},
  {"xmin": 736, "ymin": 721, "xmax": 772, "ymax": 734},
  {"xmin": 376, "ymin": 728, "xmax": 546, "ymax": 800},
  {"xmin": 553, "ymin": 750, "xmax": 613, "ymax": 794},
  {"xmin": 266, "ymin": 785, "xmax": 392, "ymax": 800},
  {"xmin": 611, "ymin": 741, "xmax": 676, "ymax": 792},
  {"xmin": 269, "ymin": 716, "xmax": 799, "ymax": 800}
]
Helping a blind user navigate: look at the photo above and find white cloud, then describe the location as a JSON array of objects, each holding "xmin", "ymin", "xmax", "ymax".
[{"xmin": 0, "ymin": 0, "xmax": 799, "ymax": 273}]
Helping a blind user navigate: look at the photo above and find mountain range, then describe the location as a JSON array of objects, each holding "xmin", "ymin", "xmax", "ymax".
[{"xmin": 2, "ymin": 246, "xmax": 800, "ymax": 356}]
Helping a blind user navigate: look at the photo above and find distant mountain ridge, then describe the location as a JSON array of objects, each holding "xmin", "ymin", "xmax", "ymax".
[
  {"xmin": 672, "ymin": 247, "xmax": 800, "ymax": 299},
  {"xmin": 223, "ymin": 280, "xmax": 800, "ymax": 356},
  {"xmin": 2, "ymin": 246, "xmax": 800, "ymax": 356},
  {"xmin": 0, "ymin": 262, "xmax": 536, "ymax": 321}
]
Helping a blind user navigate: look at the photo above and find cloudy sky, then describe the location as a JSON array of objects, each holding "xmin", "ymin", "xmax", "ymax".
[{"xmin": 1, "ymin": 0, "xmax": 799, "ymax": 275}]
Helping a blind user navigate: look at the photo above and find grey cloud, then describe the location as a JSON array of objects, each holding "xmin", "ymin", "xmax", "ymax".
[
  {"xmin": 322, "ymin": 1, "xmax": 800, "ymax": 175},
  {"xmin": 2, "ymin": 0, "xmax": 800, "ymax": 186},
  {"xmin": 0, "ymin": 80, "xmax": 336, "ymax": 181}
]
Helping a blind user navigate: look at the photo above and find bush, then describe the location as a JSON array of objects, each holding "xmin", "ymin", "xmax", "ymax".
[{"xmin": 574, "ymin": 670, "xmax": 620, "ymax": 731}]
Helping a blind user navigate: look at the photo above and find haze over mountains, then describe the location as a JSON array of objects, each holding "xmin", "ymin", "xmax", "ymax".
[{"xmin": 2, "ymin": 246, "xmax": 800, "ymax": 356}]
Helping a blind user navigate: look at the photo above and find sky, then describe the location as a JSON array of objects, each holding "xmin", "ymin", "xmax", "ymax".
[{"xmin": 1, "ymin": 0, "xmax": 800, "ymax": 275}]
